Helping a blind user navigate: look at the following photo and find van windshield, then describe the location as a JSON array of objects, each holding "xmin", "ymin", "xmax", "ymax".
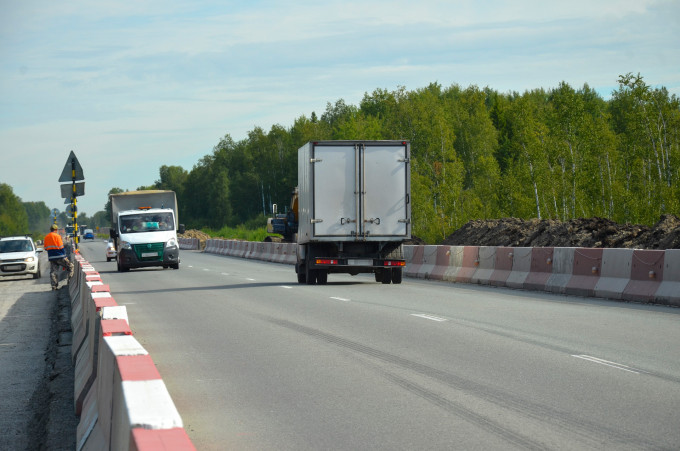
[{"xmin": 119, "ymin": 213, "xmax": 174, "ymax": 233}]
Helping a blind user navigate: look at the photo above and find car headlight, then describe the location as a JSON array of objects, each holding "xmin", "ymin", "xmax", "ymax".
[
  {"xmin": 120, "ymin": 241, "xmax": 132, "ymax": 250},
  {"xmin": 24, "ymin": 256, "xmax": 35, "ymax": 262},
  {"xmin": 166, "ymin": 238, "xmax": 178, "ymax": 248}
]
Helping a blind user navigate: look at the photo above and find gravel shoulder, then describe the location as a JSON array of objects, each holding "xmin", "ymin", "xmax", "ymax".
[{"xmin": 0, "ymin": 256, "xmax": 76, "ymax": 450}]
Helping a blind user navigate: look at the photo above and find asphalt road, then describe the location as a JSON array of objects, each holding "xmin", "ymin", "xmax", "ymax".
[{"xmin": 77, "ymin": 240, "xmax": 680, "ymax": 450}]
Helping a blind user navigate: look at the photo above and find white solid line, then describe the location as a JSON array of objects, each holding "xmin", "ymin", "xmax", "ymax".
[
  {"xmin": 411, "ymin": 313, "xmax": 447, "ymax": 322},
  {"xmin": 330, "ymin": 296, "xmax": 350, "ymax": 302},
  {"xmin": 571, "ymin": 355, "xmax": 640, "ymax": 374}
]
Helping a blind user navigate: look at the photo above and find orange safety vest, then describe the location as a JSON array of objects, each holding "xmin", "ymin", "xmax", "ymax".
[
  {"xmin": 44, "ymin": 231, "xmax": 67, "ymax": 260},
  {"xmin": 44, "ymin": 231, "xmax": 64, "ymax": 251}
]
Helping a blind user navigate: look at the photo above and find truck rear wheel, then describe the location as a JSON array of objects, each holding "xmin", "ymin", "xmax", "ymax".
[
  {"xmin": 391, "ymin": 268, "xmax": 403, "ymax": 284},
  {"xmin": 305, "ymin": 266, "xmax": 317, "ymax": 285},
  {"xmin": 317, "ymin": 270, "xmax": 328, "ymax": 285},
  {"xmin": 381, "ymin": 269, "xmax": 392, "ymax": 284}
]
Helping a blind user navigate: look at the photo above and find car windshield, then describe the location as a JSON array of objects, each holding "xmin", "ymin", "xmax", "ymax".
[
  {"xmin": 0, "ymin": 240, "xmax": 33, "ymax": 253},
  {"xmin": 120, "ymin": 213, "xmax": 174, "ymax": 233}
]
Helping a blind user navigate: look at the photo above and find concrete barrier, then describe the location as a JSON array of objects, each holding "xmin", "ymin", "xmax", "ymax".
[
  {"xmin": 404, "ymin": 245, "xmax": 424, "ymax": 278},
  {"xmin": 201, "ymin": 237, "xmax": 680, "ymax": 305},
  {"xmin": 564, "ymin": 248, "xmax": 603, "ymax": 297},
  {"xmin": 69, "ymin": 255, "xmax": 196, "ymax": 450},
  {"xmin": 470, "ymin": 246, "xmax": 496, "ymax": 285},
  {"xmin": 428, "ymin": 246, "xmax": 452, "ymax": 280},
  {"xmin": 443, "ymin": 246, "xmax": 465, "ymax": 282},
  {"xmin": 418, "ymin": 245, "xmax": 439, "ymax": 279},
  {"xmin": 593, "ymin": 249, "xmax": 633, "ymax": 300},
  {"xmin": 455, "ymin": 246, "xmax": 479, "ymax": 283},
  {"xmin": 655, "ymin": 249, "xmax": 680, "ymax": 305},
  {"xmin": 489, "ymin": 246, "xmax": 514, "ymax": 287},
  {"xmin": 545, "ymin": 247, "xmax": 576, "ymax": 294},
  {"xmin": 622, "ymin": 250, "xmax": 665, "ymax": 303},
  {"xmin": 523, "ymin": 247, "xmax": 554, "ymax": 291},
  {"xmin": 506, "ymin": 247, "xmax": 532, "ymax": 289}
]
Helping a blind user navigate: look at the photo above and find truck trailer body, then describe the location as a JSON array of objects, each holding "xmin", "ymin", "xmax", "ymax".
[
  {"xmin": 109, "ymin": 190, "xmax": 184, "ymax": 272},
  {"xmin": 296, "ymin": 140, "xmax": 411, "ymax": 284}
]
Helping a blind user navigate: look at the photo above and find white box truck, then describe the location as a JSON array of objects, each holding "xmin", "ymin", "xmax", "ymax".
[
  {"xmin": 109, "ymin": 190, "xmax": 185, "ymax": 272},
  {"xmin": 296, "ymin": 140, "xmax": 411, "ymax": 284}
]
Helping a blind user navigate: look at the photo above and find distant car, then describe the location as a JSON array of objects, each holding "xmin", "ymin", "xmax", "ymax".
[
  {"xmin": 83, "ymin": 229, "xmax": 95, "ymax": 240},
  {"xmin": 106, "ymin": 240, "xmax": 117, "ymax": 262},
  {"xmin": 0, "ymin": 236, "xmax": 42, "ymax": 279}
]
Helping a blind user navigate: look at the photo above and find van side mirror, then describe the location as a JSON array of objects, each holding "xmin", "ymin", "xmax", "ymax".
[
  {"xmin": 178, "ymin": 224, "xmax": 186, "ymax": 234},
  {"xmin": 110, "ymin": 229, "xmax": 118, "ymax": 239}
]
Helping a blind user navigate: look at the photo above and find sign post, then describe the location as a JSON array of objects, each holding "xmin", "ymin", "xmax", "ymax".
[{"xmin": 59, "ymin": 151, "xmax": 85, "ymax": 250}]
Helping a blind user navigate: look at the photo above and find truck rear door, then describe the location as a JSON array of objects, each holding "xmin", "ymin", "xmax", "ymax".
[{"xmin": 311, "ymin": 142, "xmax": 410, "ymax": 239}]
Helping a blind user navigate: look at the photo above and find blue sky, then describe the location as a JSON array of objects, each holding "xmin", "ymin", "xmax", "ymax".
[{"xmin": 1, "ymin": 0, "xmax": 679, "ymax": 217}]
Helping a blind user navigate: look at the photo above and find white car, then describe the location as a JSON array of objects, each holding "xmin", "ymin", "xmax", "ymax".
[
  {"xmin": 0, "ymin": 236, "xmax": 42, "ymax": 279},
  {"xmin": 106, "ymin": 240, "xmax": 117, "ymax": 262}
]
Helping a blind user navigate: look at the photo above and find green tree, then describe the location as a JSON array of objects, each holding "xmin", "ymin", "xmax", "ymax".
[
  {"xmin": 23, "ymin": 201, "xmax": 51, "ymax": 234},
  {"xmin": 0, "ymin": 183, "xmax": 29, "ymax": 235}
]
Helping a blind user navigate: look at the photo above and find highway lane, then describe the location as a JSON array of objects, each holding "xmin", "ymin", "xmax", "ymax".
[{"xmin": 77, "ymin": 240, "xmax": 680, "ymax": 450}]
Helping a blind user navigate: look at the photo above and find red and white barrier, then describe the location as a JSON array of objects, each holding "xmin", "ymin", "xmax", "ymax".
[
  {"xmin": 199, "ymin": 238, "xmax": 679, "ymax": 305},
  {"xmin": 68, "ymin": 254, "xmax": 196, "ymax": 450}
]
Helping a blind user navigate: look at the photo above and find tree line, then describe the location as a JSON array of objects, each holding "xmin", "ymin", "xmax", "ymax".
[
  {"xmin": 0, "ymin": 183, "xmax": 105, "ymax": 237},
  {"xmin": 6, "ymin": 73, "xmax": 675, "ymax": 244},
  {"xmin": 133, "ymin": 73, "xmax": 677, "ymax": 243}
]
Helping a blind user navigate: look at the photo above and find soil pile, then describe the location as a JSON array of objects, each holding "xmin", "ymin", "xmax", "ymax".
[{"xmin": 441, "ymin": 215, "xmax": 680, "ymax": 249}]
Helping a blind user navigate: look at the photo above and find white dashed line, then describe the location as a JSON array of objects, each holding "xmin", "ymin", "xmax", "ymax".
[
  {"xmin": 221, "ymin": 273, "xmax": 230, "ymax": 276},
  {"xmin": 411, "ymin": 313, "xmax": 447, "ymax": 322},
  {"xmin": 571, "ymin": 355, "xmax": 642, "ymax": 374},
  {"xmin": 280, "ymin": 286, "xmax": 293, "ymax": 289},
  {"xmin": 246, "ymin": 278, "xmax": 256, "ymax": 281},
  {"xmin": 330, "ymin": 296, "xmax": 350, "ymax": 302}
]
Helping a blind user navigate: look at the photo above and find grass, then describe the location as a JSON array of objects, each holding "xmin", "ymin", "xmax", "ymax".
[{"xmin": 207, "ymin": 225, "xmax": 269, "ymax": 242}]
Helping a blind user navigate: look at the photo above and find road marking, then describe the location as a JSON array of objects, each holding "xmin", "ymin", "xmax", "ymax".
[
  {"xmin": 280, "ymin": 285, "xmax": 293, "ymax": 289},
  {"xmin": 203, "ymin": 268, "xmax": 210, "ymax": 271},
  {"xmin": 221, "ymin": 272, "xmax": 230, "ymax": 276},
  {"xmin": 122, "ymin": 303, "xmax": 137, "ymax": 305},
  {"xmin": 411, "ymin": 313, "xmax": 447, "ymax": 322},
  {"xmin": 246, "ymin": 278, "xmax": 256, "ymax": 281},
  {"xmin": 330, "ymin": 296, "xmax": 350, "ymax": 302},
  {"xmin": 571, "ymin": 355, "xmax": 641, "ymax": 374}
]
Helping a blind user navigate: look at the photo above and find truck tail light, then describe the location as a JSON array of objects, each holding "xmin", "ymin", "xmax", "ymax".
[
  {"xmin": 316, "ymin": 259, "xmax": 338, "ymax": 265},
  {"xmin": 383, "ymin": 260, "xmax": 405, "ymax": 267}
]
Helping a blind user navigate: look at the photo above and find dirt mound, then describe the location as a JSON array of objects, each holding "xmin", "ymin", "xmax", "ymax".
[{"xmin": 441, "ymin": 215, "xmax": 680, "ymax": 249}]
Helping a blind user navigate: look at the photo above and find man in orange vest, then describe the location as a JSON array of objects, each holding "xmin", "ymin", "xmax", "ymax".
[{"xmin": 44, "ymin": 224, "xmax": 74, "ymax": 290}]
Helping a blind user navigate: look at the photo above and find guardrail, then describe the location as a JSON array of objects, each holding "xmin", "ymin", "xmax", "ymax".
[
  {"xmin": 68, "ymin": 254, "xmax": 196, "ymax": 450},
  {"xmin": 198, "ymin": 239, "xmax": 679, "ymax": 306}
]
